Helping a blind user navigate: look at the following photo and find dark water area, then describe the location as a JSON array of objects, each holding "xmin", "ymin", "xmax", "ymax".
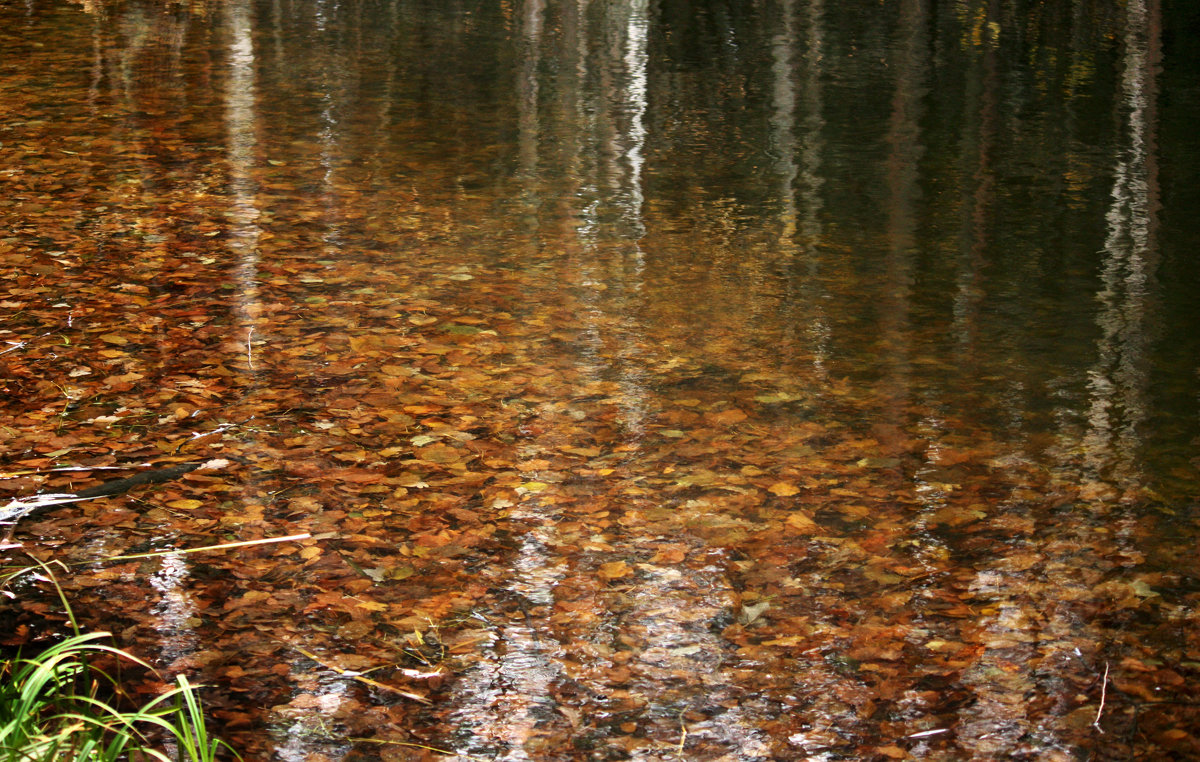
[{"xmin": 2, "ymin": 0, "xmax": 1200, "ymax": 760}]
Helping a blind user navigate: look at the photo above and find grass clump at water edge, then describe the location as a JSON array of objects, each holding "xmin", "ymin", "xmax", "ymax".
[{"xmin": 0, "ymin": 559, "xmax": 240, "ymax": 762}]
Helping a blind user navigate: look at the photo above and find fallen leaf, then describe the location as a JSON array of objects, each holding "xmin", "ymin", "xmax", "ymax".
[
  {"xmin": 739, "ymin": 601, "xmax": 770, "ymax": 624},
  {"xmin": 707, "ymin": 408, "xmax": 748, "ymax": 425},
  {"xmin": 785, "ymin": 511, "xmax": 818, "ymax": 532},
  {"xmin": 598, "ymin": 561, "xmax": 632, "ymax": 581},
  {"xmin": 768, "ymin": 481, "xmax": 800, "ymax": 496}
]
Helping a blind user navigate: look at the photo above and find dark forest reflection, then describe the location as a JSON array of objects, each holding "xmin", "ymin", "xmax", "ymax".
[
  {"xmin": 5, "ymin": 0, "xmax": 1191, "ymax": 478},
  {"xmin": 2, "ymin": 0, "xmax": 1199, "ymax": 759}
]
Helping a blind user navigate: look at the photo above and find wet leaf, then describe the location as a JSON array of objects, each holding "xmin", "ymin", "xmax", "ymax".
[
  {"xmin": 754, "ymin": 391, "xmax": 805, "ymax": 404},
  {"xmin": 856, "ymin": 456, "xmax": 901, "ymax": 469},
  {"xmin": 739, "ymin": 601, "xmax": 770, "ymax": 624},
  {"xmin": 675, "ymin": 470, "xmax": 718, "ymax": 487},
  {"xmin": 785, "ymin": 511, "xmax": 818, "ymax": 533},
  {"xmin": 597, "ymin": 561, "xmax": 632, "ymax": 581},
  {"xmin": 706, "ymin": 408, "xmax": 747, "ymax": 425}
]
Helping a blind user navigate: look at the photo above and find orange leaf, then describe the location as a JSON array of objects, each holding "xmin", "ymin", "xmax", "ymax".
[
  {"xmin": 785, "ymin": 511, "xmax": 817, "ymax": 533},
  {"xmin": 707, "ymin": 408, "xmax": 747, "ymax": 425},
  {"xmin": 597, "ymin": 561, "xmax": 631, "ymax": 581}
]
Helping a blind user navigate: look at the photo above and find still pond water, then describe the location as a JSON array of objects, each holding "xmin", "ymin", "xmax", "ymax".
[{"xmin": 2, "ymin": 0, "xmax": 1200, "ymax": 759}]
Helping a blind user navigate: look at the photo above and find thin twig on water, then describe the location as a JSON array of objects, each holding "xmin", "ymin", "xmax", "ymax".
[
  {"xmin": 77, "ymin": 533, "xmax": 313, "ymax": 565},
  {"xmin": 676, "ymin": 704, "xmax": 689, "ymax": 757},
  {"xmin": 1093, "ymin": 661, "xmax": 1110, "ymax": 733},
  {"xmin": 283, "ymin": 641, "xmax": 433, "ymax": 705},
  {"xmin": 348, "ymin": 737, "xmax": 462, "ymax": 757}
]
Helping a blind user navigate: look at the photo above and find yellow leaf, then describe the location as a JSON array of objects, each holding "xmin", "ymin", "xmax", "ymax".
[
  {"xmin": 768, "ymin": 482, "xmax": 800, "ymax": 497},
  {"xmin": 166, "ymin": 499, "xmax": 203, "ymax": 510},
  {"xmin": 356, "ymin": 600, "xmax": 389, "ymax": 612},
  {"xmin": 762, "ymin": 635, "xmax": 809, "ymax": 647},
  {"xmin": 299, "ymin": 546, "xmax": 322, "ymax": 560},
  {"xmin": 785, "ymin": 511, "xmax": 817, "ymax": 533},
  {"xmin": 562, "ymin": 446, "xmax": 601, "ymax": 457},
  {"xmin": 98, "ymin": 333, "xmax": 128, "ymax": 345},
  {"xmin": 838, "ymin": 504, "xmax": 871, "ymax": 519}
]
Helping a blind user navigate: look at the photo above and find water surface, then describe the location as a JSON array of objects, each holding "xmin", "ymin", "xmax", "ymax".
[{"xmin": 2, "ymin": 0, "xmax": 1199, "ymax": 759}]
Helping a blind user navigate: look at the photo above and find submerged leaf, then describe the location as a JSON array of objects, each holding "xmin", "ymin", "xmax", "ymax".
[
  {"xmin": 785, "ymin": 511, "xmax": 818, "ymax": 533},
  {"xmin": 597, "ymin": 561, "xmax": 632, "ymax": 581}
]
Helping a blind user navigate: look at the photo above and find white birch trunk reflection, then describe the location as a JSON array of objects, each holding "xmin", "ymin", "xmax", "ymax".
[
  {"xmin": 618, "ymin": 0, "xmax": 648, "ymax": 247},
  {"xmin": 769, "ymin": 0, "xmax": 830, "ymax": 377},
  {"xmin": 796, "ymin": 0, "xmax": 830, "ymax": 375},
  {"xmin": 224, "ymin": 0, "xmax": 262, "ymax": 377},
  {"xmin": 768, "ymin": 0, "xmax": 800, "ymax": 367},
  {"xmin": 570, "ymin": 0, "xmax": 651, "ymax": 444},
  {"xmin": 951, "ymin": 13, "xmax": 997, "ymax": 354},
  {"xmin": 608, "ymin": 0, "xmax": 649, "ymax": 439},
  {"xmin": 517, "ymin": 0, "xmax": 544, "ymax": 201},
  {"xmin": 1082, "ymin": 0, "xmax": 1162, "ymax": 500},
  {"xmin": 445, "ymin": 3, "xmax": 567, "ymax": 757}
]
